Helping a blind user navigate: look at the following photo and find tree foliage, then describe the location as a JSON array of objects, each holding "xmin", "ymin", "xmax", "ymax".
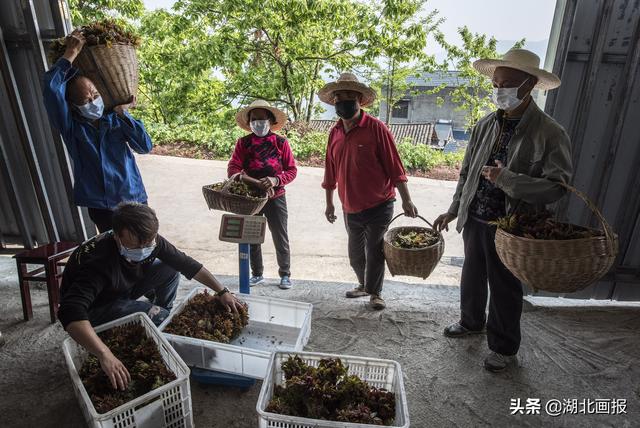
[
  {"xmin": 368, "ymin": 0, "xmax": 441, "ymax": 124},
  {"xmin": 67, "ymin": 1, "xmax": 523, "ymax": 136},
  {"xmin": 172, "ymin": 0, "xmax": 379, "ymax": 122},
  {"xmin": 434, "ymin": 26, "xmax": 525, "ymax": 129},
  {"xmin": 68, "ymin": 0, "xmax": 144, "ymax": 25}
]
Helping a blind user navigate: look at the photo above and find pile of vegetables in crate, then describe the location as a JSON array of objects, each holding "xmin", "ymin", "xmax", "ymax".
[
  {"xmin": 163, "ymin": 290, "xmax": 249, "ymax": 343},
  {"xmin": 491, "ymin": 210, "xmax": 602, "ymax": 240},
  {"xmin": 266, "ymin": 356, "xmax": 396, "ymax": 425},
  {"xmin": 79, "ymin": 324, "xmax": 175, "ymax": 413}
]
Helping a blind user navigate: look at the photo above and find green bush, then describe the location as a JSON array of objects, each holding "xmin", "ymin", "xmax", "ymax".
[
  {"xmin": 286, "ymin": 130, "xmax": 327, "ymax": 160},
  {"xmin": 144, "ymin": 121, "xmax": 465, "ymax": 173},
  {"xmin": 397, "ymin": 141, "xmax": 464, "ymax": 171}
]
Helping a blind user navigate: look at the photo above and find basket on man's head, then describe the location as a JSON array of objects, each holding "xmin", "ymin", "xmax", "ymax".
[{"xmin": 52, "ymin": 20, "xmax": 140, "ymax": 111}]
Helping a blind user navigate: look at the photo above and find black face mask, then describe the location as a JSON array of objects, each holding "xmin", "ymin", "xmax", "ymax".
[{"xmin": 335, "ymin": 100, "xmax": 359, "ymax": 119}]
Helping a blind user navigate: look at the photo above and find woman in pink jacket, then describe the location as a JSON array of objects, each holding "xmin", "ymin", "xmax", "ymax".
[{"xmin": 228, "ymin": 100, "xmax": 297, "ymax": 289}]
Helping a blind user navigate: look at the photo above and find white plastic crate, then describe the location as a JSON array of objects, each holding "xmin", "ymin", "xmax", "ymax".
[
  {"xmin": 158, "ymin": 287, "xmax": 313, "ymax": 379},
  {"xmin": 257, "ymin": 351, "xmax": 410, "ymax": 428},
  {"xmin": 62, "ymin": 312, "xmax": 194, "ymax": 428}
]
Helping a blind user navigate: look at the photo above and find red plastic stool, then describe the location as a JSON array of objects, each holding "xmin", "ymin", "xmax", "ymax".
[{"xmin": 14, "ymin": 242, "xmax": 78, "ymax": 323}]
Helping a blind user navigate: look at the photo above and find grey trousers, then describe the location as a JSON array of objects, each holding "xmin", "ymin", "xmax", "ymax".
[
  {"xmin": 251, "ymin": 195, "xmax": 291, "ymax": 278},
  {"xmin": 344, "ymin": 199, "xmax": 394, "ymax": 296}
]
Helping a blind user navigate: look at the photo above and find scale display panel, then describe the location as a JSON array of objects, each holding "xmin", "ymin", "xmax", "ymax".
[{"xmin": 219, "ymin": 214, "xmax": 267, "ymax": 244}]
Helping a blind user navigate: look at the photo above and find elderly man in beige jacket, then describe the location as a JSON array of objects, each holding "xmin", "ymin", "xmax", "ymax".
[{"xmin": 434, "ymin": 49, "xmax": 573, "ymax": 372}]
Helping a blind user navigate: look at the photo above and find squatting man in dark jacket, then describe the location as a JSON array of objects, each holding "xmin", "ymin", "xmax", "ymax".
[{"xmin": 58, "ymin": 202, "xmax": 243, "ymax": 390}]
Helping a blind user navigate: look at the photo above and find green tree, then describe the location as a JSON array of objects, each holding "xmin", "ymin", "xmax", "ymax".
[
  {"xmin": 136, "ymin": 10, "xmax": 231, "ymax": 127},
  {"xmin": 68, "ymin": 0, "xmax": 144, "ymax": 25},
  {"xmin": 367, "ymin": 0, "xmax": 441, "ymax": 125},
  {"xmin": 434, "ymin": 26, "xmax": 525, "ymax": 129},
  {"xmin": 174, "ymin": 0, "xmax": 378, "ymax": 121}
]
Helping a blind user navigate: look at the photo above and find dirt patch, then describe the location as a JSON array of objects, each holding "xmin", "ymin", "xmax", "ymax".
[{"xmin": 151, "ymin": 142, "xmax": 460, "ymax": 181}]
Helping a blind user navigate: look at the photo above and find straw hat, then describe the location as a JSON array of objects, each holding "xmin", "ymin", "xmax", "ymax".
[
  {"xmin": 235, "ymin": 99, "xmax": 288, "ymax": 132},
  {"xmin": 318, "ymin": 72, "xmax": 377, "ymax": 107},
  {"xmin": 473, "ymin": 49, "xmax": 561, "ymax": 90}
]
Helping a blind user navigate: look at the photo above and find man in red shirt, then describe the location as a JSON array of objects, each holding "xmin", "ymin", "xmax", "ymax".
[{"xmin": 319, "ymin": 73, "xmax": 418, "ymax": 310}]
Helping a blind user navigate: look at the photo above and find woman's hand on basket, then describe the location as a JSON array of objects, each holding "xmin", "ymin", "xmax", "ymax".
[
  {"xmin": 98, "ymin": 349, "xmax": 131, "ymax": 391},
  {"xmin": 434, "ymin": 212, "xmax": 456, "ymax": 232},
  {"xmin": 63, "ymin": 30, "xmax": 85, "ymax": 63},
  {"xmin": 259, "ymin": 177, "xmax": 278, "ymax": 190}
]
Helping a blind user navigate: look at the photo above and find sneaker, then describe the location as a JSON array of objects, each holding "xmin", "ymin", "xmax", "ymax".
[
  {"xmin": 345, "ymin": 286, "xmax": 368, "ymax": 298},
  {"xmin": 279, "ymin": 276, "xmax": 292, "ymax": 289},
  {"xmin": 369, "ymin": 295, "xmax": 386, "ymax": 310},
  {"xmin": 443, "ymin": 322, "xmax": 485, "ymax": 338},
  {"xmin": 250, "ymin": 276, "xmax": 265, "ymax": 287},
  {"xmin": 483, "ymin": 351, "xmax": 518, "ymax": 372}
]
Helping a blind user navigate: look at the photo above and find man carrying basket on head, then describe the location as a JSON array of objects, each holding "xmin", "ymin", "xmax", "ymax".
[
  {"xmin": 433, "ymin": 49, "xmax": 573, "ymax": 372},
  {"xmin": 319, "ymin": 73, "xmax": 419, "ymax": 311},
  {"xmin": 42, "ymin": 30, "xmax": 152, "ymax": 233},
  {"xmin": 228, "ymin": 100, "xmax": 298, "ymax": 290}
]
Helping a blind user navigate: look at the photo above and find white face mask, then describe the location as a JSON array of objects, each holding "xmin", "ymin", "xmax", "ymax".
[
  {"xmin": 250, "ymin": 119, "xmax": 271, "ymax": 137},
  {"xmin": 491, "ymin": 78, "xmax": 530, "ymax": 111},
  {"xmin": 75, "ymin": 95, "xmax": 104, "ymax": 120}
]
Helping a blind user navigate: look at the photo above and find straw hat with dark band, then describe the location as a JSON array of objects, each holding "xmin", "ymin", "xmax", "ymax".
[
  {"xmin": 318, "ymin": 72, "xmax": 377, "ymax": 107},
  {"xmin": 473, "ymin": 48, "xmax": 561, "ymax": 90},
  {"xmin": 235, "ymin": 99, "xmax": 288, "ymax": 132}
]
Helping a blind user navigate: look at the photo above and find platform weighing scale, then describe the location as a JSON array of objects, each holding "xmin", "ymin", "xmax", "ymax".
[{"xmin": 190, "ymin": 214, "xmax": 267, "ymax": 388}]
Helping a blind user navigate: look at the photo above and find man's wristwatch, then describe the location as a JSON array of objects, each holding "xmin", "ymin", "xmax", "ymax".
[{"xmin": 216, "ymin": 287, "xmax": 230, "ymax": 297}]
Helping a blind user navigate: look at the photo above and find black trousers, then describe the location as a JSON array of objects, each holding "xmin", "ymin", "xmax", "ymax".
[
  {"xmin": 88, "ymin": 208, "xmax": 114, "ymax": 234},
  {"xmin": 460, "ymin": 217, "xmax": 524, "ymax": 356},
  {"xmin": 251, "ymin": 195, "xmax": 291, "ymax": 278},
  {"xmin": 344, "ymin": 200, "xmax": 394, "ymax": 296}
]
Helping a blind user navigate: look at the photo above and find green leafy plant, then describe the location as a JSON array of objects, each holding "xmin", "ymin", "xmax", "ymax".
[
  {"xmin": 266, "ymin": 356, "xmax": 396, "ymax": 425},
  {"xmin": 164, "ymin": 290, "xmax": 249, "ymax": 343}
]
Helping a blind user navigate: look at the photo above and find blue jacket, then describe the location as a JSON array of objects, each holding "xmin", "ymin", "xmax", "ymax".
[{"xmin": 42, "ymin": 58, "xmax": 152, "ymax": 209}]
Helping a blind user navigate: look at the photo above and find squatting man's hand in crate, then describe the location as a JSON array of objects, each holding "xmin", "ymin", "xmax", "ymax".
[{"xmin": 58, "ymin": 203, "xmax": 244, "ymax": 390}]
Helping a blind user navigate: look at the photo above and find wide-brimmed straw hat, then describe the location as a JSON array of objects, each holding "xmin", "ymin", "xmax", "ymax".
[
  {"xmin": 473, "ymin": 48, "xmax": 561, "ymax": 90},
  {"xmin": 318, "ymin": 72, "xmax": 377, "ymax": 107},
  {"xmin": 235, "ymin": 99, "xmax": 288, "ymax": 132}
]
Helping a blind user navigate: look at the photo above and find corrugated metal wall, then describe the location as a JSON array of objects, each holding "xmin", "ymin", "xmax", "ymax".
[
  {"xmin": 0, "ymin": 0, "xmax": 91, "ymax": 248},
  {"xmin": 542, "ymin": 0, "xmax": 640, "ymax": 299}
]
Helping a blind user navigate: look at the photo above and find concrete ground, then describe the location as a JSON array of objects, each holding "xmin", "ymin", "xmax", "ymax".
[
  {"xmin": 135, "ymin": 155, "xmax": 465, "ymax": 287},
  {"xmin": 0, "ymin": 256, "xmax": 638, "ymax": 427},
  {"xmin": 1, "ymin": 156, "xmax": 638, "ymax": 427}
]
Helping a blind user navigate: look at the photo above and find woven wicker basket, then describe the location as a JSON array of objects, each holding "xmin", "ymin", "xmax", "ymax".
[
  {"xmin": 202, "ymin": 173, "xmax": 268, "ymax": 215},
  {"xmin": 384, "ymin": 214, "xmax": 445, "ymax": 279},
  {"xmin": 74, "ymin": 43, "xmax": 139, "ymax": 111},
  {"xmin": 494, "ymin": 184, "xmax": 618, "ymax": 293}
]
